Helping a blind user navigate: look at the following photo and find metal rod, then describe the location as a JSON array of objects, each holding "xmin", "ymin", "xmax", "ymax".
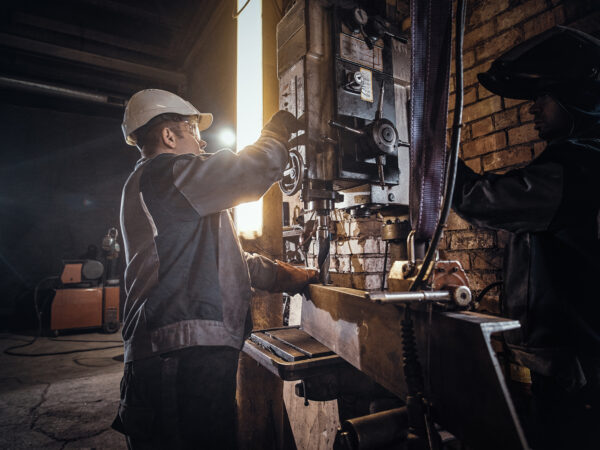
[
  {"xmin": 328, "ymin": 120, "xmax": 366, "ymax": 136},
  {"xmin": 368, "ymin": 290, "xmax": 451, "ymax": 304},
  {"xmin": 0, "ymin": 76, "xmax": 126, "ymax": 106}
]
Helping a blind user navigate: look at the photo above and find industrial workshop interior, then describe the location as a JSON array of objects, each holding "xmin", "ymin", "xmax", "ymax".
[{"xmin": 1, "ymin": 0, "xmax": 600, "ymax": 449}]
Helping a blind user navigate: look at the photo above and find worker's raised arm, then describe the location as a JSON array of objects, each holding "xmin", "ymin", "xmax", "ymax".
[
  {"xmin": 171, "ymin": 111, "xmax": 302, "ymax": 217},
  {"xmin": 452, "ymin": 157, "xmax": 564, "ymax": 234}
]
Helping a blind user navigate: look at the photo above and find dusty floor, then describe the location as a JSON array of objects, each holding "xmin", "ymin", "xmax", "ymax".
[{"xmin": 0, "ymin": 329, "xmax": 127, "ymax": 449}]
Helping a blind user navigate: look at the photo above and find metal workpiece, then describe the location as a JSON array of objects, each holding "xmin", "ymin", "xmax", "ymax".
[
  {"xmin": 368, "ymin": 290, "xmax": 450, "ymax": 303},
  {"xmin": 302, "ymin": 284, "xmax": 529, "ymax": 450},
  {"xmin": 317, "ymin": 214, "xmax": 331, "ymax": 285},
  {"xmin": 368, "ymin": 286, "xmax": 472, "ymax": 307}
]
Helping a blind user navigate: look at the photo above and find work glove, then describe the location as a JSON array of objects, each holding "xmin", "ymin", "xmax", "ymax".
[
  {"xmin": 272, "ymin": 260, "xmax": 319, "ymax": 295},
  {"xmin": 262, "ymin": 110, "xmax": 304, "ymax": 144}
]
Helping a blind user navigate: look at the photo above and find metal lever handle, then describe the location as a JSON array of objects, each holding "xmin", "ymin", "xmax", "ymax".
[{"xmin": 328, "ymin": 120, "xmax": 365, "ymax": 136}]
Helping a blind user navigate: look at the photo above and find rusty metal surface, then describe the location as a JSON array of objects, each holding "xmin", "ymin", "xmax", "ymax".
[
  {"xmin": 242, "ymin": 339, "xmax": 343, "ymax": 381},
  {"xmin": 303, "ymin": 284, "xmax": 528, "ymax": 450}
]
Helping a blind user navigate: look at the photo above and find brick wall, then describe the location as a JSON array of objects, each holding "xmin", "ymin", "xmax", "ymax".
[{"xmin": 308, "ymin": 0, "xmax": 599, "ymax": 312}]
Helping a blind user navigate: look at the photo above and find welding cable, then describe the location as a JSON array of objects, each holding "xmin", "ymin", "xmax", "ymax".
[
  {"xmin": 3, "ymin": 276, "xmax": 122, "ymax": 357},
  {"xmin": 474, "ymin": 280, "xmax": 503, "ymax": 307},
  {"xmin": 409, "ymin": 0, "xmax": 467, "ymax": 292},
  {"xmin": 2, "ymin": 276, "xmax": 58, "ymax": 354}
]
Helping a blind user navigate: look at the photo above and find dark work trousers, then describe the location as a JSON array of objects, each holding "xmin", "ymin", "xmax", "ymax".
[
  {"xmin": 112, "ymin": 346, "xmax": 240, "ymax": 450},
  {"xmin": 528, "ymin": 361, "xmax": 600, "ymax": 450}
]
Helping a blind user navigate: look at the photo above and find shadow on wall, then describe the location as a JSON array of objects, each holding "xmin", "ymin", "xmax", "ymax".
[{"xmin": 0, "ymin": 103, "xmax": 138, "ymax": 330}]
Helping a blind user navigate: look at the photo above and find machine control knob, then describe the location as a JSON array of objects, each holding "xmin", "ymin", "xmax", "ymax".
[{"xmin": 452, "ymin": 285, "xmax": 472, "ymax": 307}]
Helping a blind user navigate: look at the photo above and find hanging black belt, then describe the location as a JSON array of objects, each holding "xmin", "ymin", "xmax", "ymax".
[{"xmin": 409, "ymin": 0, "xmax": 453, "ymax": 242}]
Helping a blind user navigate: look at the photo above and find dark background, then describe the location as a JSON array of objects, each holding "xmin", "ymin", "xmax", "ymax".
[{"xmin": 0, "ymin": 0, "xmax": 236, "ymax": 330}]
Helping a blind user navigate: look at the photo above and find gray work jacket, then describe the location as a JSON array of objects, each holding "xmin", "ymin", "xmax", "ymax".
[{"xmin": 119, "ymin": 135, "xmax": 288, "ymax": 362}]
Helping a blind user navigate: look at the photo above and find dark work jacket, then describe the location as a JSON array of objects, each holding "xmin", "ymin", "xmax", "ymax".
[
  {"xmin": 453, "ymin": 127, "xmax": 600, "ymax": 389},
  {"xmin": 119, "ymin": 134, "xmax": 288, "ymax": 362}
]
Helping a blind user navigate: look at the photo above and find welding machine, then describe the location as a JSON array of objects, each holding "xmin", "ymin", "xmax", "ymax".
[{"xmin": 50, "ymin": 228, "xmax": 120, "ymax": 334}]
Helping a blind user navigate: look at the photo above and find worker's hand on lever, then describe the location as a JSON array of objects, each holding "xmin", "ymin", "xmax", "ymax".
[
  {"xmin": 262, "ymin": 110, "xmax": 305, "ymax": 146},
  {"xmin": 273, "ymin": 260, "xmax": 319, "ymax": 295}
]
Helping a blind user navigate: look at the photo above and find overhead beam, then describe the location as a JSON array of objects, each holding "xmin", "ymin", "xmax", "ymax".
[
  {"xmin": 12, "ymin": 12, "xmax": 169, "ymax": 58},
  {"xmin": 0, "ymin": 33, "xmax": 186, "ymax": 87},
  {"xmin": 76, "ymin": 0, "xmax": 180, "ymax": 29}
]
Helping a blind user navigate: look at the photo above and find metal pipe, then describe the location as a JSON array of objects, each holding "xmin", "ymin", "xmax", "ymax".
[
  {"xmin": 328, "ymin": 120, "xmax": 366, "ymax": 136},
  {"xmin": 368, "ymin": 290, "xmax": 451, "ymax": 304},
  {"xmin": 337, "ymin": 407, "xmax": 408, "ymax": 449},
  {"xmin": 0, "ymin": 76, "xmax": 126, "ymax": 107}
]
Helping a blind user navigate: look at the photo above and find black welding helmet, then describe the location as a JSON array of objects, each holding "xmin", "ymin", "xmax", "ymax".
[{"xmin": 479, "ymin": 26, "xmax": 600, "ymax": 135}]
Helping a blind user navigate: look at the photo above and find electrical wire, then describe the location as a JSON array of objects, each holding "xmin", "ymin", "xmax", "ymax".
[
  {"xmin": 3, "ymin": 276, "xmax": 123, "ymax": 357},
  {"xmin": 232, "ymin": 0, "xmax": 252, "ymax": 19},
  {"xmin": 409, "ymin": 0, "xmax": 466, "ymax": 292},
  {"xmin": 474, "ymin": 280, "xmax": 503, "ymax": 305}
]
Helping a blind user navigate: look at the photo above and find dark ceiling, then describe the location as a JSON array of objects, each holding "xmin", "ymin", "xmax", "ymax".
[{"xmin": 0, "ymin": 0, "xmax": 223, "ymax": 114}]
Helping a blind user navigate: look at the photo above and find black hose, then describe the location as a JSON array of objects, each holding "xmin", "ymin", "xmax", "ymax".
[
  {"xmin": 410, "ymin": 0, "xmax": 467, "ymax": 292},
  {"xmin": 3, "ymin": 276, "xmax": 123, "ymax": 357},
  {"xmin": 474, "ymin": 281, "xmax": 503, "ymax": 305}
]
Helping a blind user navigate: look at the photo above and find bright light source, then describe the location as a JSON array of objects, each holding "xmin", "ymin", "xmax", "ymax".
[
  {"xmin": 235, "ymin": 0, "xmax": 263, "ymax": 237},
  {"xmin": 219, "ymin": 128, "xmax": 236, "ymax": 147}
]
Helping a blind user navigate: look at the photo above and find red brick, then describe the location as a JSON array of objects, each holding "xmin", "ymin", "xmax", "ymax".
[
  {"xmin": 464, "ymin": 157, "xmax": 482, "ymax": 173},
  {"xmin": 463, "ymin": 50, "xmax": 476, "ymax": 70},
  {"xmin": 463, "ymin": 96, "xmax": 503, "ymax": 123},
  {"xmin": 508, "ymin": 122, "xmax": 538, "ymax": 145},
  {"xmin": 439, "ymin": 249, "xmax": 472, "ymax": 270},
  {"xmin": 445, "ymin": 211, "xmax": 471, "ymax": 231},
  {"xmin": 496, "ymin": 0, "xmax": 547, "ymax": 31},
  {"xmin": 448, "ymin": 87, "xmax": 477, "ymax": 112},
  {"xmin": 493, "ymin": 108, "xmax": 519, "ymax": 130},
  {"xmin": 450, "ymin": 230, "xmax": 496, "ymax": 250},
  {"xmin": 471, "ymin": 249, "xmax": 503, "ymax": 270},
  {"xmin": 504, "ymin": 98, "xmax": 526, "ymax": 108},
  {"xmin": 519, "ymin": 102, "xmax": 535, "ymax": 123},
  {"xmin": 468, "ymin": 0, "xmax": 510, "ymax": 28},
  {"xmin": 471, "ymin": 117, "xmax": 494, "ymax": 138},
  {"xmin": 451, "ymin": 49, "xmax": 476, "ymax": 74},
  {"xmin": 523, "ymin": 6, "xmax": 566, "ymax": 40},
  {"xmin": 464, "ymin": 22, "xmax": 496, "ymax": 50},
  {"xmin": 533, "ymin": 141, "xmax": 546, "ymax": 158},
  {"xmin": 477, "ymin": 84, "xmax": 495, "ymax": 100},
  {"xmin": 476, "ymin": 28, "xmax": 523, "ymax": 61},
  {"xmin": 482, "ymin": 145, "xmax": 533, "ymax": 171},
  {"xmin": 467, "ymin": 271, "xmax": 501, "ymax": 293},
  {"xmin": 462, "ymin": 132, "xmax": 507, "ymax": 158},
  {"xmin": 464, "ymin": 61, "xmax": 492, "ymax": 87}
]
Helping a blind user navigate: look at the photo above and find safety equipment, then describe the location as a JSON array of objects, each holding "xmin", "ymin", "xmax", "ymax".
[
  {"xmin": 262, "ymin": 110, "xmax": 304, "ymax": 143},
  {"xmin": 272, "ymin": 260, "xmax": 318, "ymax": 295},
  {"xmin": 122, "ymin": 89, "xmax": 213, "ymax": 146},
  {"xmin": 478, "ymin": 26, "xmax": 600, "ymax": 100}
]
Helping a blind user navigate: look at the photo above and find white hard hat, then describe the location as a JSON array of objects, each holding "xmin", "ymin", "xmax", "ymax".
[{"xmin": 122, "ymin": 89, "xmax": 213, "ymax": 146}]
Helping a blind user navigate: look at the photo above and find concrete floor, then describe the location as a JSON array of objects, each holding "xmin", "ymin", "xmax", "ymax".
[{"xmin": 0, "ymin": 329, "xmax": 127, "ymax": 449}]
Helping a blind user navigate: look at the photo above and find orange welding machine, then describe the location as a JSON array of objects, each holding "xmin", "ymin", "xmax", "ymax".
[{"xmin": 50, "ymin": 228, "xmax": 121, "ymax": 334}]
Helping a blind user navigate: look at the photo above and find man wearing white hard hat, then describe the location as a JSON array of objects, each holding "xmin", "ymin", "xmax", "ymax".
[{"xmin": 113, "ymin": 89, "xmax": 318, "ymax": 449}]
